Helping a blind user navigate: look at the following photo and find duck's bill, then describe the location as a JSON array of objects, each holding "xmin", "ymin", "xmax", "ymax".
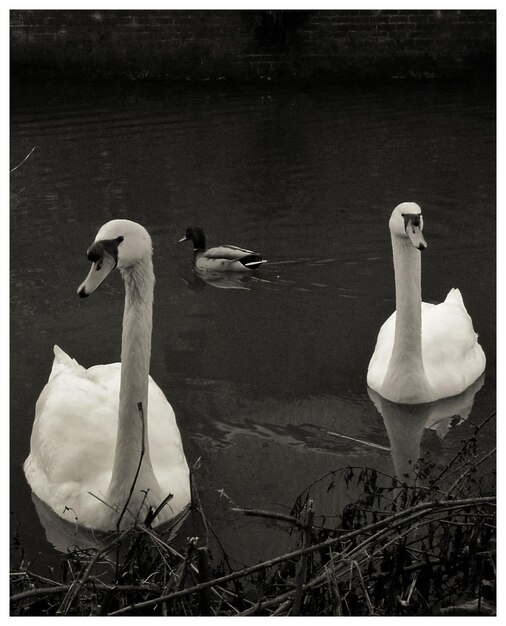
[
  {"xmin": 178, "ymin": 236, "xmax": 188, "ymax": 243},
  {"xmin": 77, "ymin": 250, "xmax": 117, "ymax": 298}
]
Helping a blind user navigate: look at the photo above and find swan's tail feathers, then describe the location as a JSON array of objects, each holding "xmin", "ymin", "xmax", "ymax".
[
  {"xmin": 241, "ymin": 255, "xmax": 267, "ymax": 269},
  {"xmin": 444, "ymin": 288, "xmax": 465, "ymax": 307},
  {"xmin": 50, "ymin": 345, "xmax": 82, "ymax": 380}
]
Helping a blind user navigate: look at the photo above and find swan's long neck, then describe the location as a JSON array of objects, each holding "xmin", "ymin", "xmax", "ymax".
[
  {"xmin": 382, "ymin": 235, "xmax": 431, "ymax": 402},
  {"xmin": 106, "ymin": 255, "xmax": 159, "ymax": 515}
]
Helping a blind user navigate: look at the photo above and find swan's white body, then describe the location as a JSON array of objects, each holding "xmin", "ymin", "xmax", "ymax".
[
  {"xmin": 24, "ymin": 220, "xmax": 190, "ymax": 531},
  {"xmin": 367, "ymin": 203, "xmax": 485, "ymax": 404}
]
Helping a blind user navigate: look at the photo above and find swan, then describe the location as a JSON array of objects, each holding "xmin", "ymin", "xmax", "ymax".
[
  {"xmin": 367, "ymin": 202, "xmax": 486, "ymax": 404},
  {"xmin": 179, "ymin": 227, "xmax": 266, "ymax": 271},
  {"xmin": 24, "ymin": 219, "xmax": 190, "ymax": 531}
]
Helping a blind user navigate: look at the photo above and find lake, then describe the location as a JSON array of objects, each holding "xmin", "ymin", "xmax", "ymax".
[{"xmin": 10, "ymin": 79, "xmax": 495, "ymax": 571}]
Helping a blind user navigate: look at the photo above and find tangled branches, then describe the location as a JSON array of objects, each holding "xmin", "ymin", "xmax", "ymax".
[{"xmin": 10, "ymin": 413, "xmax": 496, "ymax": 616}]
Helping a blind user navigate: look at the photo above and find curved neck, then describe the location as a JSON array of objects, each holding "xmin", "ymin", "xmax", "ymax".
[
  {"xmin": 191, "ymin": 230, "xmax": 206, "ymax": 251},
  {"xmin": 106, "ymin": 256, "xmax": 158, "ymax": 512},
  {"xmin": 383, "ymin": 234, "xmax": 429, "ymax": 400}
]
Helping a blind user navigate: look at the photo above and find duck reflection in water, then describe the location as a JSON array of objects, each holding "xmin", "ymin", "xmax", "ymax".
[
  {"xmin": 178, "ymin": 267, "xmax": 256, "ymax": 291},
  {"xmin": 367, "ymin": 374, "xmax": 485, "ymax": 484}
]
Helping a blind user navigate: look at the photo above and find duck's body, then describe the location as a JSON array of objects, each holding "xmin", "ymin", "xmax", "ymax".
[
  {"xmin": 367, "ymin": 203, "xmax": 485, "ymax": 405},
  {"xmin": 24, "ymin": 220, "xmax": 190, "ymax": 531},
  {"xmin": 179, "ymin": 227, "xmax": 265, "ymax": 272}
]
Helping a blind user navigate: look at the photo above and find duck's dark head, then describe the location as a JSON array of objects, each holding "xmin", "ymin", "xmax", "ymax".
[{"xmin": 179, "ymin": 227, "xmax": 206, "ymax": 250}]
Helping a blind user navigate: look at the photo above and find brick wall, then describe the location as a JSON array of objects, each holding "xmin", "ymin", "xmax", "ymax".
[{"xmin": 10, "ymin": 9, "xmax": 496, "ymax": 82}]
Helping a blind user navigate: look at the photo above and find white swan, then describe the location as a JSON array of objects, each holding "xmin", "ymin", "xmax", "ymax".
[
  {"xmin": 367, "ymin": 202, "xmax": 486, "ymax": 404},
  {"xmin": 24, "ymin": 219, "xmax": 190, "ymax": 531}
]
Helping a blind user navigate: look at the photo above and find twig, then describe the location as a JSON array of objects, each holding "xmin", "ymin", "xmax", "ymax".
[
  {"xmin": 197, "ymin": 548, "xmax": 213, "ymax": 615},
  {"xmin": 232, "ymin": 507, "xmax": 305, "ymax": 529},
  {"xmin": 326, "ymin": 430, "xmax": 390, "ymax": 451},
  {"xmin": 433, "ymin": 411, "xmax": 496, "ymax": 484},
  {"xmin": 350, "ymin": 559, "xmax": 374, "ymax": 614},
  {"xmin": 237, "ymin": 497, "xmax": 497, "ymax": 615},
  {"xmin": 177, "ymin": 537, "xmax": 198, "ymax": 592},
  {"xmin": 86, "ymin": 491, "xmax": 118, "ymax": 513},
  {"xmin": 447, "ymin": 447, "xmax": 496, "ymax": 497},
  {"xmin": 56, "ymin": 530, "xmax": 130, "ymax": 615},
  {"xmin": 11, "ymin": 582, "xmax": 159, "ymax": 605},
  {"xmin": 325, "ymin": 562, "xmax": 343, "ymax": 616},
  {"xmin": 10, "ymin": 147, "xmax": 35, "ymax": 173},
  {"xmin": 439, "ymin": 598, "xmax": 495, "ymax": 616},
  {"xmin": 107, "ymin": 496, "xmax": 495, "ymax": 616},
  {"xmin": 292, "ymin": 499, "xmax": 314, "ymax": 615},
  {"xmin": 271, "ymin": 599, "xmax": 292, "ymax": 616},
  {"xmin": 146, "ymin": 492, "xmax": 174, "ymax": 526}
]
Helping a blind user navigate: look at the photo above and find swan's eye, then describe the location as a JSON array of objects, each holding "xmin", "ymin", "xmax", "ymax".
[
  {"xmin": 86, "ymin": 237, "xmax": 123, "ymax": 268},
  {"xmin": 402, "ymin": 213, "xmax": 422, "ymax": 232},
  {"xmin": 86, "ymin": 242, "xmax": 103, "ymax": 263}
]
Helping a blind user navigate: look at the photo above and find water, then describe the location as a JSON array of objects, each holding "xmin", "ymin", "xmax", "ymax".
[{"xmin": 10, "ymin": 80, "xmax": 495, "ymax": 571}]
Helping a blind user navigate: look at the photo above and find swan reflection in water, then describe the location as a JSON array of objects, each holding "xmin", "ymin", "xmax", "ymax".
[
  {"xmin": 31, "ymin": 493, "xmax": 189, "ymax": 554},
  {"xmin": 367, "ymin": 374, "xmax": 485, "ymax": 483}
]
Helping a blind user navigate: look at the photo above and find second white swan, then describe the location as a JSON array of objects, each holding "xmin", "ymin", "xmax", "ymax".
[
  {"xmin": 367, "ymin": 202, "xmax": 486, "ymax": 404},
  {"xmin": 24, "ymin": 219, "xmax": 190, "ymax": 531}
]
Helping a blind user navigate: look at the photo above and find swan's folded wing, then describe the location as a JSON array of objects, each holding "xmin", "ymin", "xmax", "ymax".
[
  {"xmin": 27, "ymin": 363, "xmax": 121, "ymax": 497},
  {"xmin": 49, "ymin": 345, "xmax": 84, "ymax": 381},
  {"xmin": 421, "ymin": 300, "xmax": 486, "ymax": 395},
  {"xmin": 366, "ymin": 311, "xmax": 396, "ymax": 390},
  {"xmin": 444, "ymin": 287, "xmax": 465, "ymax": 307},
  {"xmin": 145, "ymin": 377, "xmax": 189, "ymax": 472}
]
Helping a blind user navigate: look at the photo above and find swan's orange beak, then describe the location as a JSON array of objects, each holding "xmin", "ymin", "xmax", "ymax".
[{"xmin": 77, "ymin": 248, "xmax": 117, "ymax": 298}]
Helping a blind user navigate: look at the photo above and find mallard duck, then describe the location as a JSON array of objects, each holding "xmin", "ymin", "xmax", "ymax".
[
  {"xmin": 179, "ymin": 227, "xmax": 266, "ymax": 271},
  {"xmin": 367, "ymin": 202, "xmax": 486, "ymax": 404},
  {"xmin": 24, "ymin": 219, "xmax": 190, "ymax": 531}
]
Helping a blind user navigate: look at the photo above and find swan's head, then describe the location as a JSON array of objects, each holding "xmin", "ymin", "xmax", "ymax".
[
  {"xmin": 77, "ymin": 219, "xmax": 152, "ymax": 298},
  {"xmin": 389, "ymin": 202, "xmax": 427, "ymax": 251}
]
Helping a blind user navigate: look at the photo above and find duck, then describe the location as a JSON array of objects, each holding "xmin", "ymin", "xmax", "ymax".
[
  {"xmin": 179, "ymin": 227, "xmax": 266, "ymax": 271},
  {"xmin": 24, "ymin": 219, "xmax": 190, "ymax": 531},
  {"xmin": 367, "ymin": 202, "xmax": 486, "ymax": 404}
]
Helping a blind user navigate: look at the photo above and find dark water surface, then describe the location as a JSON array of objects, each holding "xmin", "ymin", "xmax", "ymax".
[{"xmin": 10, "ymin": 80, "xmax": 495, "ymax": 570}]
